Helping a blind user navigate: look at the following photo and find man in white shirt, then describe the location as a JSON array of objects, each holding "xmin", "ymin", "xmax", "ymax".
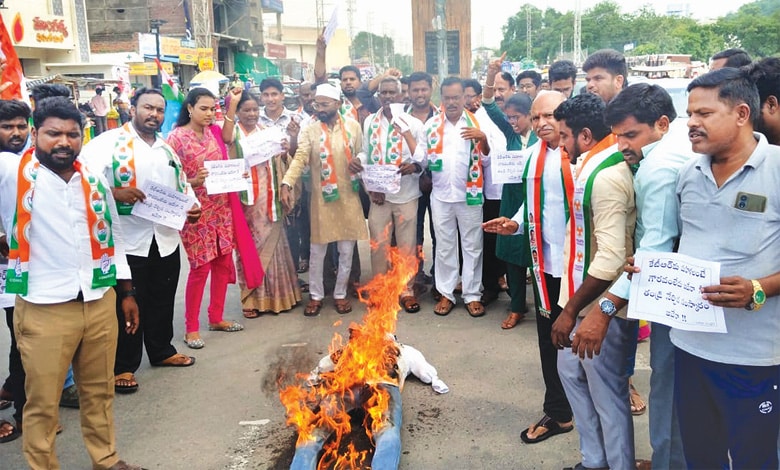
[
  {"xmin": 82, "ymin": 88, "xmax": 201, "ymax": 393},
  {"xmin": 0, "ymin": 94, "xmax": 143, "ymax": 469},
  {"xmin": 483, "ymin": 91, "xmax": 575, "ymax": 445},
  {"xmin": 415, "ymin": 77, "xmax": 496, "ymax": 317},
  {"xmin": 350, "ymin": 77, "xmax": 425, "ymax": 313}
]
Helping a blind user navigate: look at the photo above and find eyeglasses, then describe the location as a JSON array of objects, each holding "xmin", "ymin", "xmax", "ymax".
[{"xmin": 311, "ymin": 101, "xmax": 334, "ymax": 111}]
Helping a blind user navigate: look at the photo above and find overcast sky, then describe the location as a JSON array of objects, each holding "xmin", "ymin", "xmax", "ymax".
[{"xmin": 274, "ymin": 0, "xmax": 754, "ymax": 54}]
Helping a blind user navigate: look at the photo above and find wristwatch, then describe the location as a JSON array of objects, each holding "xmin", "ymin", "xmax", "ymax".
[
  {"xmin": 599, "ymin": 297, "xmax": 618, "ymax": 317},
  {"xmin": 746, "ymin": 279, "xmax": 766, "ymax": 311}
]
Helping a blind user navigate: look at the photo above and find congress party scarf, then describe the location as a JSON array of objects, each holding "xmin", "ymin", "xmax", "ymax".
[
  {"xmin": 7, "ymin": 148, "xmax": 116, "ymax": 294},
  {"xmin": 340, "ymin": 98, "xmax": 359, "ymax": 122},
  {"xmin": 112, "ymin": 122, "xmax": 186, "ymax": 215},
  {"xmin": 234, "ymin": 123, "xmax": 283, "ymax": 222},
  {"xmin": 366, "ymin": 111, "xmax": 403, "ymax": 165},
  {"xmin": 523, "ymin": 142, "xmax": 574, "ymax": 317},
  {"xmin": 426, "ymin": 110, "xmax": 484, "ymax": 205},
  {"xmin": 319, "ymin": 117, "xmax": 358, "ymax": 203},
  {"xmin": 566, "ymin": 135, "xmax": 622, "ymax": 296}
]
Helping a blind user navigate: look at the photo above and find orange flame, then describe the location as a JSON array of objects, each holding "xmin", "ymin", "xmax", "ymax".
[{"xmin": 279, "ymin": 247, "xmax": 417, "ymax": 469}]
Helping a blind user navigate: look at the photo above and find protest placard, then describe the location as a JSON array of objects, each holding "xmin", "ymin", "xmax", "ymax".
[
  {"xmin": 131, "ymin": 181, "xmax": 197, "ymax": 230},
  {"xmin": 628, "ymin": 251, "xmax": 727, "ymax": 333},
  {"xmin": 241, "ymin": 126, "xmax": 286, "ymax": 167},
  {"xmin": 204, "ymin": 159, "xmax": 249, "ymax": 195},
  {"xmin": 362, "ymin": 164, "xmax": 402, "ymax": 194},
  {"xmin": 490, "ymin": 150, "xmax": 528, "ymax": 184}
]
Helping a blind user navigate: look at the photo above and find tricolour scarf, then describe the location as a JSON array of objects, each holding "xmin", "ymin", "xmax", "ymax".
[
  {"xmin": 318, "ymin": 116, "xmax": 358, "ymax": 203},
  {"xmin": 7, "ymin": 148, "xmax": 116, "ymax": 294},
  {"xmin": 112, "ymin": 122, "xmax": 186, "ymax": 215},
  {"xmin": 426, "ymin": 110, "xmax": 484, "ymax": 205},
  {"xmin": 565, "ymin": 135, "xmax": 622, "ymax": 297},
  {"xmin": 366, "ymin": 111, "xmax": 403, "ymax": 165},
  {"xmin": 234, "ymin": 123, "xmax": 283, "ymax": 222},
  {"xmin": 523, "ymin": 143, "xmax": 574, "ymax": 317}
]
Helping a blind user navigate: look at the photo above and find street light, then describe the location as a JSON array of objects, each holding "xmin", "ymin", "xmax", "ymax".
[{"xmin": 150, "ymin": 19, "xmax": 168, "ymax": 87}]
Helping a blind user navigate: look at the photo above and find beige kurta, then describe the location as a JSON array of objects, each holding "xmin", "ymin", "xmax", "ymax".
[{"xmin": 283, "ymin": 117, "xmax": 368, "ymax": 244}]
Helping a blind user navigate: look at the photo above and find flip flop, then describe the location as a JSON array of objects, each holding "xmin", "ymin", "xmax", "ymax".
[
  {"xmin": 152, "ymin": 354, "xmax": 196, "ymax": 367},
  {"xmin": 242, "ymin": 309, "xmax": 260, "ymax": 319},
  {"xmin": 114, "ymin": 373, "xmax": 139, "ymax": 394},
  {"xmin": 520, "ymin": 414, "xmax": 574, "ymax": 444},
  {"xmin": 0, "ymin": 420, "xmax": 21, "ymax": 443},
  {"xmin": 630, "ymin": 383, "xmax": 647, "ymax": 416}
]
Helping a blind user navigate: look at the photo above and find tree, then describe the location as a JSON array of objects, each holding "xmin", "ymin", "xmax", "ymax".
[{"xmin": 352, "ymin": 32, "xmax": 395, "ymax": 66}]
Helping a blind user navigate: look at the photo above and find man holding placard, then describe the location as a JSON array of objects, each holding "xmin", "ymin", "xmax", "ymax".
[
  {"xmin": 82, "ymin": 88, "xmax": 201, "ymax": 393},
  {"xmin": 668, "ymin": 69, "xmax": 780, "ymax": 469},
  {"xmin": 547, "ymin": 93, "xmax": 636, "ymax": 470},
  {"xmin": 349, "ymin": 77, "xmax": 424, "ymax": 313},
  {"xmin": 596, "ymin": 83, "xmax": 693, "ymax": 470}
]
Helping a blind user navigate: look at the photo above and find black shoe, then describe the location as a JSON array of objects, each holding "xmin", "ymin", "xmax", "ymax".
[{"xmin": 59, "ymin": 384, "xmax": 79, "ymax": 409}]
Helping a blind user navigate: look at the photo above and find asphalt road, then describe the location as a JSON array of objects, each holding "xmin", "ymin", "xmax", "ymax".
[{"xmin": 0, "ymin": 240, "xmax": 651, "ymax": 469}]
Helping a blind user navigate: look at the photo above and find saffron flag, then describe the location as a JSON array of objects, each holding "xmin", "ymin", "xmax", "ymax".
[
  {"xmin": 0, "ymin": 14, "xmax": 27, "ymax": 102},
  {"xmin": 155, "ymin": 58, "xmax": 184, "ymax": 137}
]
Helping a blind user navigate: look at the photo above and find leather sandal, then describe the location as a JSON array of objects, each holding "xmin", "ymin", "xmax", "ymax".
[
  {"xmin": 400, "ymin": 295, "xmax": 421, "ymax": 313},
  {"xmin": 434, "ymin": 297, "xmax": 454, "ymax": 316},
  {"xmin": 466, "ymin": 301, "xmax": 486, "ymax": 317},
  {"xmin": 304, "ymin": 299, "xmax": 323, "ymax": 317},
  {"xmin": 501, "ymin": 312, "xmax": 524, "ymax": 329},
  {"xmin": 334, "ymin": 298, "xmax": 352, "ymax": 314}
]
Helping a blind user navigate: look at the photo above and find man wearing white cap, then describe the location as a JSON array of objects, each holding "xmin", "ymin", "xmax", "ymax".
[{"xmin": 281, "ymin": 84, "xmax": 368, "ymax": 316}]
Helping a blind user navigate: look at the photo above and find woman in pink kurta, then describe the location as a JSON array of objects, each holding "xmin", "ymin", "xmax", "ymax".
[{"xmin": 167, "ymin": 88, "xmax": 243, "ymax": 349}]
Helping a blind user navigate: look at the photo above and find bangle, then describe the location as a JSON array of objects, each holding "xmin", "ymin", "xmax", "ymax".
[
  {"xmin": 118, "ymin": 287, "xmax": 136, "ymax": 300},
  {"xmin": 224, "ymin": 116, "xmax": 234, "ymax": 122}
]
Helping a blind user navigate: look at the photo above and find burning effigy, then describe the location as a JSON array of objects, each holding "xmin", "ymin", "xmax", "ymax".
[{"xmin": 279, "ymin": 249, "xmax": 448, "ymax": 470}]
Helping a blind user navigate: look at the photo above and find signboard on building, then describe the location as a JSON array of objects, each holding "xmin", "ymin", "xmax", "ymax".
[
  {"xmin": 424, "ymin": 30, "xmax": 460, "ymax": 75},
  {"xmin": 197, "ymin": 48, "xmax": 214, "ymax": 71},
  {"xmin": 129, "ymin": 62, "xmax": 174, "ymax": 76},
  {"xmin": 3, "ymin": 10, "xmax": 75, "ymax": 49},
  {"xmin": 265, "ymin": 42, "xmax": 286, "ymax": 59},
  {"xmin": 261, "ymin": 0, "xmax": 284, "ymax": 13}
]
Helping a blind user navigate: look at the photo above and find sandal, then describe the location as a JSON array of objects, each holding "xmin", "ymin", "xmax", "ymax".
[
  {"xmin": 630, "ymin": 382, "xmax": 647, "ymax": 416},
  {"xmin": 501, "ymin": 312, "xmax": 524, "ymax": 329},
  {"xmin": 152, "ymin": 353, "xmax": 196, "ymax": 367},
  {"xmin": 400, "ymin": 295, "xmax": 421, "ymax": 313},
  {"xmin": 183, "ymin": 334, "xmax": 205, "ymax": 349},
  {"xmin": 242, "ymin": 309, "xmax": 260, "ymax": 319},
  {"xmin": 465, "ymin": 301, "xmax": 486, "ymax": 318},
  {"xmin": 0, "ymin": 420, "xmax": 21, "ymax": 443},
  {"xmin": 114, "ymin": 373, "xmax": 139, "ymax": 394},
  {"xmin": 434, "ymin": 297, "xmax": 454, "ymax": 316},
  {"xmin": 520, "ymin": 414, "xmax": 574, "ymax": 444},
  {"xmin": 208, "ymin": 321, "xmax": 244, "ymax": 332},
  {"xmin": 304, "ymin": 299, "xmax": 323, "ymax": 317},
  {"xmin": 335, "ymin": 298, "xmax": 352, "ymax": 314}
]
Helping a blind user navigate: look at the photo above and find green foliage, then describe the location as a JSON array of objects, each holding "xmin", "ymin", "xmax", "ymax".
[
  {"xmin": 352, "ymin": 32, "xmax": 395, "ymax": 65},
  {"xmin": 499, "ymin": 0, "xmax": 780, "ymax": 64}
]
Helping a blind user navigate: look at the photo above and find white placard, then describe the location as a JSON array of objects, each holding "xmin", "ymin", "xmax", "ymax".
[
  {"xmin": 490, "ymin": 150, "xmax": 528, "ymax": 185},
  {"xmin": 628, "ymin": 251, "xmax": 727, "ymax": 333},
  {"xmin": 130, "ymin": 181, "xmax": 197, "ymax": 231},
  {"xmin": 204, "ymin": 159, "xmax": 250, "ymax": 195},
  {"xmin": 323, "ymin": 6, "xmax": 339, "ymax": 45},
  {"xmin": 242, "ymin": 127, "xmax": 286, "ymax": 167},
  {"xmin": 361, "ymin": 164, "xmax": 402, "ymax": 194},
  {"xmin": 0, "ymin": 262, "xmax": 14, "ymax": 308}
]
